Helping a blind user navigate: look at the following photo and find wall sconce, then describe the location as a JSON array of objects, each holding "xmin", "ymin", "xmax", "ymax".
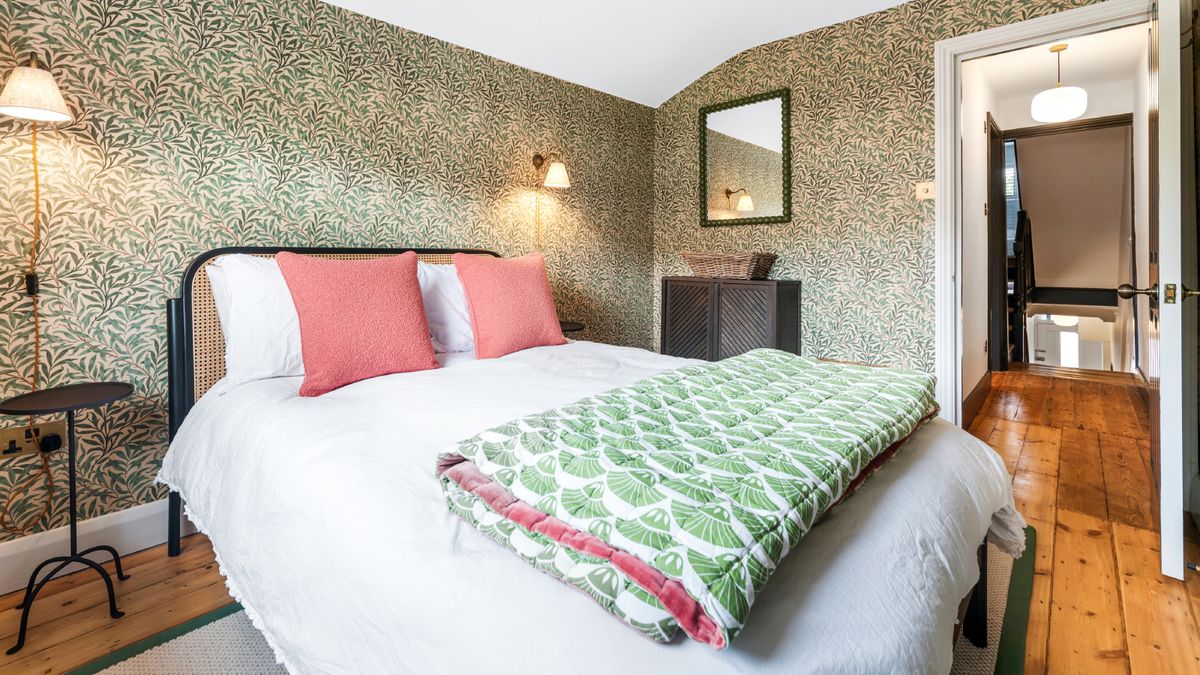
[
  {"xmin": 0, "ymin": 54, "xmax": 71, "ymax": 301},
  {"xmin": 533, "ymin": 153, "xmax": 570, "ymax": 188},
  {"xmin": 531, "ymin": 153, "xmax": 570, "ymax": 250},
  {"xmin": 725, "ymin": 188, "xmax": 754, "ymax": 212}
]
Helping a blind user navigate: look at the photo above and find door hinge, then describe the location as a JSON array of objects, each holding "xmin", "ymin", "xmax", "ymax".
[{"xmin": 984, "ymin": 203, "xmax": 989, "ymax": 216}]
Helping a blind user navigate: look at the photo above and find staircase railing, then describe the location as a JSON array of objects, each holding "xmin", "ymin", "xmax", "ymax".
[{"xmin": 1010, "ymin": 210, "xmax": 1034, "ymax": 361}]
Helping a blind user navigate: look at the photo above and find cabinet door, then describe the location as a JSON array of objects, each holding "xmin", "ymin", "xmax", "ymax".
[
  {"xmin": 663, "ymin": 280, "xmax": 715, "ymax": 360},
  {"xmin": 718, "ymin": 282, "xmax": 774, "ymax": 359}
]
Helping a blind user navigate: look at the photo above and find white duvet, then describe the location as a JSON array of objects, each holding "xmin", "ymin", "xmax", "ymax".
[{"xmin": 159, "ymin": 341, "xmax": 1024, "ymax": 675}]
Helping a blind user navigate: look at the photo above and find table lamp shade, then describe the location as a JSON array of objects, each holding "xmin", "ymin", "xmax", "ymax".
[{"xmin": 0, "ymin": 65, "xmax": 71, "ymax": 123}]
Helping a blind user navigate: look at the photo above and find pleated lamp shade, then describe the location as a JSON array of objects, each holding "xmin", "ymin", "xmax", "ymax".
[{"xmin": 0, "ymin": 64, "xmax": 71, "ymax": 123}]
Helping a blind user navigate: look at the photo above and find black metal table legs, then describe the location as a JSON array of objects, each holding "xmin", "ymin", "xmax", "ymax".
[{"xmin": 6, "ymin": 410, "xmax": 128, "ymax": 655}]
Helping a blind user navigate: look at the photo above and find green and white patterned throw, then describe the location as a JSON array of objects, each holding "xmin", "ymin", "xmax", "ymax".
[{"xmin": 439, "ymin": 349, "xmax": 937, "ymax": 647}]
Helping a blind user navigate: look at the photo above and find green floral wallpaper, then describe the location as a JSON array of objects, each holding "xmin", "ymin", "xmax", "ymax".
[
  {"xmin": 0, "ymin": 0, "xmax": 654, "ymax": 541},
  {"xmin": 653, "ymin": 0, "xmax": 1104, "ymax": 372},
  {"xmin": 0, "ymin": 0, "xmax": 1181, "ymax": 543},
  {"xmin": 704, "ymin": 130, "xmax": 783, "ymax": 221}
]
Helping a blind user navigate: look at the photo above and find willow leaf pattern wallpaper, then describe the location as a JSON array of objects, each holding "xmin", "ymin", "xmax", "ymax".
[
  {"xmin": 653, "ymin": 0, "xmax": 1106, "ymax": 372},
  {"xmin": 0, "ymin": 0, "xmax": 653, "ymax": 541},
  {"xmin": 0, "ymin": 0, "xmax": 1182, "ymax": 542},
  {"xmin": 705, "ymin": 131, "xmax": 783, "ymax": 221}
]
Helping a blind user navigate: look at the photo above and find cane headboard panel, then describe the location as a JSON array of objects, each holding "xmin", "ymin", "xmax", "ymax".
[{"xmin": 167, "ymin": 247, "xmax": 498, "ymax": 439}]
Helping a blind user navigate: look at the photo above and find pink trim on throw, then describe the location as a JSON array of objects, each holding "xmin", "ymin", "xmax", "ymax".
[
  {"xmin": 440, "ymin": 459, "xmax": 726, "ymax": 649},
  {"xmin": 832, "ymin": 408, "xmax": 940, "ymax": 508}
]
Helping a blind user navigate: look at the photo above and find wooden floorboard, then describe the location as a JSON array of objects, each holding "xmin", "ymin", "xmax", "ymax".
[
  {"xmin": 1047, "ymin": 509, "xmax": 1129, "ymax": 673},
  {"xmin": 1009, "ymin": 362, "xmax": 1145, "ymax": 386},
  {"xmin": 982, "ymin": 370, "xmax": 1200, "ymax": 675},
  {"xmin": 1025, "ymin": 573, "xmax": 1054, "ymax": 673},
  {"xmin": 1099, "ymin": 433, "xmax": 1156, "ymax": 531},
  {"xmin": 1113, "ymin": 523, "xmax": 1200, "ymax": 673},
  {"xmin": 0, "ymin": 536, "xmax": 230, "ymax": 674},
  {"xmin": 0, "ymin": 371, "xmax": 1195, "ymax": 674},
  {"xmin": 1057, "ymin": 427, "xmax": 1109, "ymax": 521}
]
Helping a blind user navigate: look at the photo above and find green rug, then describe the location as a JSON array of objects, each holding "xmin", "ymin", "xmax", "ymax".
[
  {"xmin": 71, "ymin": 527, "xmax": 1037, "ymax": 674},
  {"xmin": 996, "ymin": 526, "xmax": 1037, "ymax": 675},
  {"xmin": 951, "ymin": 526, "xmax": 1036, "ymax": 675}
]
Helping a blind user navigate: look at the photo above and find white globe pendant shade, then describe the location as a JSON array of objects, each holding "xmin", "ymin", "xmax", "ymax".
[{"xmin": 1031, "ymin": 85, "xmax": 1087, "ymax": 123}]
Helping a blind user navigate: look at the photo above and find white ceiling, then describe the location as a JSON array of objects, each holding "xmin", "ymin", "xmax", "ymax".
[
  {"xmin": 965, "ymin": 23, "xmax": 1148, "ymax": 101},
  {"xmin": 321, "ymin": 0, "xmax": 909, "ymax": 107}
]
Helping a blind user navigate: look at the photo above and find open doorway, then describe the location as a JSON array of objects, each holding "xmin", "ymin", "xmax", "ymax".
[
  {"xmin": 961, "ymin": 24, "xmax": 1148, "ymax": 385},
  {"xmin": 937, "ymin": 0, "xmax": 1197, "ymax": 583}
]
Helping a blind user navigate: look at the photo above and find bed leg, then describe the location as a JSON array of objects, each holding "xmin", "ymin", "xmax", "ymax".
[
  {"xmin": 168, "ymin": 491, "xmax": 182, "ymax": 557},
  {"xmin": 964, "ymin": 542, "xmax": 988, "ymax": 648}
]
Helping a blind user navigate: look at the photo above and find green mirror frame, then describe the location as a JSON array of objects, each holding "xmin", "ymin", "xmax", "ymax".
[{"xmin": 699, "ymin": 88, "xmax": 792, "ymax": 227}]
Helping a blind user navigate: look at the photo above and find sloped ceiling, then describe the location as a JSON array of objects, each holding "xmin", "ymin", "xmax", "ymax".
[{"xmin": 321, "ymin": 0, "xmax": 910, "ymax": 107}]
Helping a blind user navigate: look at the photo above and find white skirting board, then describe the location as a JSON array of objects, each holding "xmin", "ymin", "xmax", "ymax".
[{"xmin": 0, "ymin": 498, "xmax": 195, "ymax": 596}]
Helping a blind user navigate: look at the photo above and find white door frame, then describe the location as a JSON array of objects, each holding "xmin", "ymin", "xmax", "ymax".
[
  {"xmin": 935, "ymin": 0, "xmax": 1198, "ymax": 579},
  {"xmin": 933, "ymin": 0, "xmax": 1153, "ymax": 425}
]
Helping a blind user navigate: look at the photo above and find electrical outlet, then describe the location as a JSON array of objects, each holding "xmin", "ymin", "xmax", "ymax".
[{"xmin": 0, "ymin": 420, "xmax": 67, "ymax": 460}]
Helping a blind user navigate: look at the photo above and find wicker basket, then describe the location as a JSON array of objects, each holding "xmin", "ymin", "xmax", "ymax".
[{"xmin": 681, "ymin": 252, "xmax": 777, "ymax": 279}]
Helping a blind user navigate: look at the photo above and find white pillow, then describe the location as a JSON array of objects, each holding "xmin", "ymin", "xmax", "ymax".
[
  {"xmin": 205, "ymin": 254, "xmax": 304, "ymax": 395},
  {"xmin": 417, "ymin": 262, "xmax": 475, "ymax": 353}
]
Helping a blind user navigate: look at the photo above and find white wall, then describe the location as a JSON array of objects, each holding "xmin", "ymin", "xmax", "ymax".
[
  {"xmin": 1132, "ymin": 41, "xmax": 1151, "ymax": 377},
  {"xmin": 960, "ymin": 59, "xmax": 997, "ymax": 397},
  {"xmin": 994, "ymin": 79, "xmax": 1136, "ymax": 129},
  {"xmin": 1116, "ymin": 112, "xmax": 1137, "ymax": 372},
  {"xmin": 1016, "ymin": 126, "xmax": 1131, "ymax": 289}
]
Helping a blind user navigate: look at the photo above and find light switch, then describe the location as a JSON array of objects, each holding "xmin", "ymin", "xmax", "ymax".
[{"xmin": 915, "ymin": 182, "xmax": 935, "ymax": 200}]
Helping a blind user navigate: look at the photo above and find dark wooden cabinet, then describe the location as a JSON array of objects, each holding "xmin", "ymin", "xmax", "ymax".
[{"xmin": 661, "ymin": 277, "xmax": 800, "ymax": 361}]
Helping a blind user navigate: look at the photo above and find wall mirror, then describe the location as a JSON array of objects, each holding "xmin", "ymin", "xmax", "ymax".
[{"xmin": 700, "ymin": 89, "xmax": 791, "ymax": 227}]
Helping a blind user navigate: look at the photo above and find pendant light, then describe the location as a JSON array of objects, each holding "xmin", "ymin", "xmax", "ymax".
[{"xmin": 1030, "ymin": 44, "xmax": 1088, "ymax": 123}]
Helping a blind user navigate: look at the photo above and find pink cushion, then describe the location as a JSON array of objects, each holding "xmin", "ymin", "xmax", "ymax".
[
  {"xmin": 276, "ymin": 252, "xmax": 439, "ymax": 396},
  {"xmin": 452, "ymin": 253, "xmax": 566, "ymax": 359}
]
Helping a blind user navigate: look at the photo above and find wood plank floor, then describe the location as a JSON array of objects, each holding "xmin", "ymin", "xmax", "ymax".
[
  {"xmin": 969, "ymin": 371, "xmax": 1200, "ymax": 675},
  {"xmin": 0, "ymin": 370, "xmax": 1197, "ymax": 673}
]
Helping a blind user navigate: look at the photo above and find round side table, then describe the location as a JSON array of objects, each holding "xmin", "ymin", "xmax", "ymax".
[
  {"xmin": 559, "ymin": 320, "xmax": 584, "ymax": 335},
  {"xmin": 1, "ymin": 382, "xmax": 133, "ymax": 655}
]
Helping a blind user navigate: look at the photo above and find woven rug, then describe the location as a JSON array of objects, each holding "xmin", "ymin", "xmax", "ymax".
[
  {"xmin": 71, "ymin": 527, "xmax": 1034, "ymax": 675},
  {"xmin": 951, "ymin": 526, "xmax": 1036, "ymax": 675}
]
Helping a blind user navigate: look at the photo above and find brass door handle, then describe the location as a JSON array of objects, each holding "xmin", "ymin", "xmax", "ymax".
[{"xmin": 1117, "ymin": 282, "xmax": 1158, "ymax": 299}]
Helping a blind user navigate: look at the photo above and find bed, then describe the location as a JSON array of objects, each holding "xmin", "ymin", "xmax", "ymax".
[{"xmin": 159, "ymin": 247, "xmax": 1025, "ymax": 674}]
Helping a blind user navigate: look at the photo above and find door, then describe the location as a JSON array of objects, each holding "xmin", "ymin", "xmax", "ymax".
[
  {"xmin": 1130, "ymin": 0, "xmax": 1197, "ymax": 580},
  {"xmin": 662, "ymin": 279, "xmax": 716, "ymax": 361},
  {"xmin": 986, "ymin": 114, "xmax": 1010, "ymax": 371},
  {"xmin": 717, "ymin": 282, "xmax": 775, "ymax": 360},
  {"xmin": 1033, "ymin": 318, "xmax": 1063, "ymax": 366}
]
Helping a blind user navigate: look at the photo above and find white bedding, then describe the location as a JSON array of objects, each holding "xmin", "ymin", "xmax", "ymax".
[{"xmin": 159, "ymin": 341, "xmax": 1024, "ymax": 675}]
